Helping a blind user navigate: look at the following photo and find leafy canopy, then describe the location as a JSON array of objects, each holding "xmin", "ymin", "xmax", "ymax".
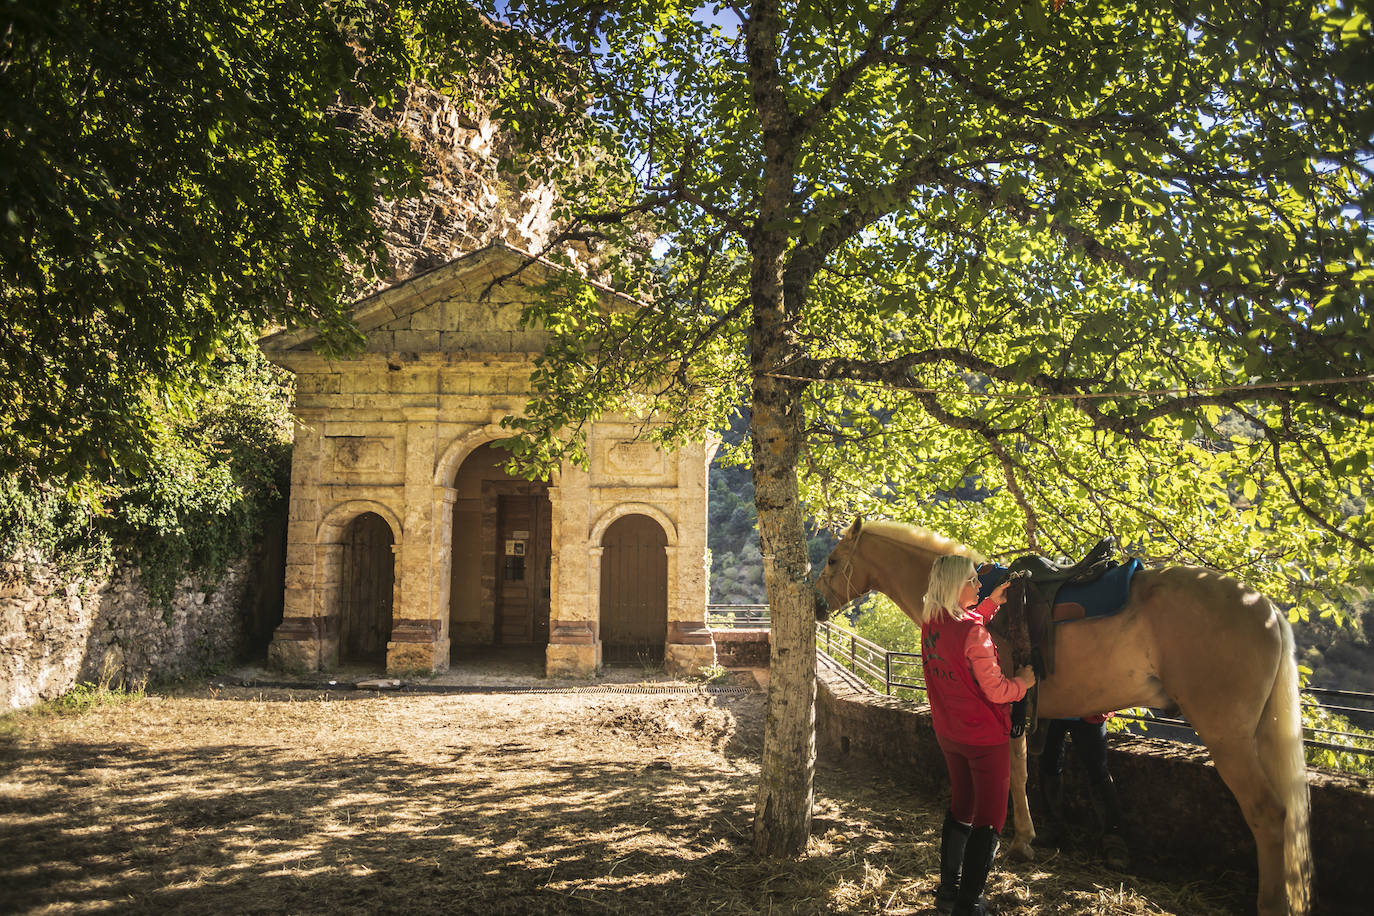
[
  {"xmin": 491, "ymin": 0, "xmax": 1374, "ymax": 622},
  {"xmin": 0, "ymin": 0, "xmax": 560, "ymax": 482}
]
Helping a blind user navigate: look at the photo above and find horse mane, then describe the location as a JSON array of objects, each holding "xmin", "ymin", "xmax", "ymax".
[{"xmin": 859, "ymin": 519, "xmax": 986, "ymax": 565}]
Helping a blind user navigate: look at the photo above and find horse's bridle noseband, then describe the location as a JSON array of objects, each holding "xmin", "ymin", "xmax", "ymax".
[{"xmin": 822, "ymin": 526, "xmax": 863, "ymax": 617}]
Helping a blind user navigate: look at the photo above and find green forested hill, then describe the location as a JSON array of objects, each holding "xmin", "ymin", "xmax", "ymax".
[
  {"xmin": 1295, "ymin": 599, "xmax": 1374, "ymax": 694},
  {"xmin": 708, "ymin": 457, "xmax": 765, "ymax": 605},
  {"xmin": 707, "ymin": 410, "xmax": 834, "ymax": 606}
]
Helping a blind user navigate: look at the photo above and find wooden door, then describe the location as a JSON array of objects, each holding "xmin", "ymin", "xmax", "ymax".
[
  {"xmin": 600, "ymin": 514, "xmax": 667, "ymax": 664},
  {"xmin": 340, "ymin": 512, "xmax": 394, "ymax": 664},
  {"xmin": 495, "ymin": 493, "xmax": 551, "ymax": 646}
]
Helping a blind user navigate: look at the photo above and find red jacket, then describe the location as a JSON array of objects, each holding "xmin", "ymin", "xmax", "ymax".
[{"xmin": 921, "ymin": 599, "xmax": 1028, "ymax": 745}]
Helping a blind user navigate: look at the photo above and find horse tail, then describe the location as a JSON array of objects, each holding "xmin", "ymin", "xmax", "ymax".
[{"xmin": 1257, "ymin": 608, "xmax": 1311, "ymax": 915}]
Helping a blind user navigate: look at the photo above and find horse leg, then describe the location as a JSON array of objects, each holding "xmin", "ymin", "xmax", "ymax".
[
  {"xmin": 1204, "ymin": 737, "xmax": 1290, "ymax": 916},
  {"xmin": 1006, "ymin": 732, "xmax": 1035, "ymax": 859}
]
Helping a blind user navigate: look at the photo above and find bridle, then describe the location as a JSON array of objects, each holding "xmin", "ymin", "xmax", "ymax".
[{"xmin": 820, "ymin": 526, "xmax": 864, "ymax": 617}]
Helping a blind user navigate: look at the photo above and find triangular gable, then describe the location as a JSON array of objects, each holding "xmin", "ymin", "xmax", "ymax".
[{"xmin": 260, "ymin": 241, "xmax": 635, "ymax": 357}]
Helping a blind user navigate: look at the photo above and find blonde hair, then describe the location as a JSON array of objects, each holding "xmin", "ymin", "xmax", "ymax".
[{"xmin": 923, "ymin": 554, "xmax": 977, "ymax": 623}]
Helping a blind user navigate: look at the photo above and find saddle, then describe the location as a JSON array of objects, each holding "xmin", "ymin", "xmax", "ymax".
[
  {"xmin": 984, "ymin": 537, "xmax": 1120, "ymax": 740},
  {"xmin": 1006, "ymin": 535, "xmax": 1118, "ymax": 679},
  {"xmin": 1007, "ymin": 536, "xmax": 1118, "ymax": 591}
]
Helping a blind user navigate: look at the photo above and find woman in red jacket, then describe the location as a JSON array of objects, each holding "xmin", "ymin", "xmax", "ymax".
[{"xmin": 921, "ymin": 554, "xmax": 1036, "ymax": 916}]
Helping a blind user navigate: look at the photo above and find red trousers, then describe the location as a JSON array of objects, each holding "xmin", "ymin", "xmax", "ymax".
[{"xmin": 937, "ymin": 733, "xmax": 1011, "ymax": 831}]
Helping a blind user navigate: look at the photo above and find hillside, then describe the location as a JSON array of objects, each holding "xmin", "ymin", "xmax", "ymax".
[{"xmin": 707, "ymin": 411, "xmax": 834, "ymax": 606}]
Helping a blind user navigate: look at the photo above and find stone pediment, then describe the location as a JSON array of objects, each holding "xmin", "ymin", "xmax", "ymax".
[{"xmin": 260, "ymin": 242, "xmax": 635, "ymax": 360}]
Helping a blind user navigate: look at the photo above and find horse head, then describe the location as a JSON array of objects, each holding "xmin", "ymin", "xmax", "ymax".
[{"xmin": 812, "ymin": 517, "xmax": 868, "ymax": 620}]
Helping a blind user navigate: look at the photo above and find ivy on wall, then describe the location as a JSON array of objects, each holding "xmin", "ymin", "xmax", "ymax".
[{"xmin": 0, "ymin": 348, "xmax": 293, "ymax": 611}]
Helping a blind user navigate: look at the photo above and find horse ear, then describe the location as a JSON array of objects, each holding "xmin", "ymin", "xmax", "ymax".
[{"xmin": 844, "ymin": 516, "xmax": 863, "ymax": 539}]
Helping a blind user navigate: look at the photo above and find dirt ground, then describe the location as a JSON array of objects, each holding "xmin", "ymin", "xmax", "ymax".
[{"xmin": 0, "ymin": 666, "xmax": 1257, "ymax": 915}]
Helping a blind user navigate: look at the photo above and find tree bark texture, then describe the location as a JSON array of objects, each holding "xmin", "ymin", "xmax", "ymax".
[
  {"xmin": 744, "ymin": 0, "xmax": 820, "ymax": 858},
  {"xmin": 747, "ymin": 243, "xmax": 817, "ymax": 857}
]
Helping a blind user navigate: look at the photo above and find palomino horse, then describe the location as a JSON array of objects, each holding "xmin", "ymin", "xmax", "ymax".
[{"xmin": 811, "ymin": 518, "xmax": 1311, "ymax": 916}]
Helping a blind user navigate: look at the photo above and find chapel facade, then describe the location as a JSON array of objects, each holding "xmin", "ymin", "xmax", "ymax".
[{"xmin": 261, "ymin": 242, "xmax": 718, "ymax": 677}]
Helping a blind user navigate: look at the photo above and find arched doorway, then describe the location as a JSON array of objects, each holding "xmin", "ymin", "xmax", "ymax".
[
  {"xmin": 449, "ymin": 442, "xmax": 551, "ymax": 657},
  {"xmin": 600, "ymin": 514, "xmax": 668, "ymax": 665},
  {"xmin": 340, "ymin": 512, "xmax": 394, "ymax": 664}
]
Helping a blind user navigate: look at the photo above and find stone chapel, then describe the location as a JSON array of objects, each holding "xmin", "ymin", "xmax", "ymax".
[{"xmin": 260, "ymin": 242, "xmax": 718, "ymax": 678}]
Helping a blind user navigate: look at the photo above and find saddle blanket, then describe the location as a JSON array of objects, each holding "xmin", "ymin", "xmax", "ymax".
[
  {"xmin": 1049, "ymin": 558, "xmax": 1142, "ymax": 622},
  {"xmin": 978, "ymin": 558, "xmax": 1143, "ymax": 622}
]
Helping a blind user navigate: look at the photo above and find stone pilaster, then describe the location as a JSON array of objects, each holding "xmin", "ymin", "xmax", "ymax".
[
  {"xmin": 431, "ymin": 483, "xmax": 456, "ymax": 639},
  {"xmin": 269, "ymin": 409, "xmax": 328, "ymax": 671},
  {"xmin": 387, "ymin": 408, "xmax": 448, "ymax": 673},
  {"xmin": 663, "ymin": 443, "xmax": 715, "ymax": 676},
  {"xmin": 546, "ymin": 462, "xmax": 598, "ymax": 676}
]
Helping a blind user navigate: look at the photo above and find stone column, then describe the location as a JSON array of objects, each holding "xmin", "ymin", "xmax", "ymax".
[
  {"xmin": 431, "ymin": 484, "xmax": 456, "ymax": 644},
  {"xmin": 664, "ymin": 442, "xmax": 715, "ymax": 675},
  {"xmin": 387, "ymin": 407, "xmax": 449, "ymax": 673},
  {"xmin": 546, "ymin": 467, "xmax": 599, "ymax": 676},
  {"xmin": 269, "ymin": 407, "xmax": 333, "ymax": 672}
]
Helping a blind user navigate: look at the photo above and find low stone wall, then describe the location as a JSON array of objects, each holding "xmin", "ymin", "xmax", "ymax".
[
  {"xmin": 711, "ymin": 629, "xmax": 770, "ymax": 668},
  {"xmin": 0, "ymin": 553, "xmax": 264, "ymax": 710},
  {"xmin": 816, "ymin": 661, "xmax": 1374, "ymax": 913}
]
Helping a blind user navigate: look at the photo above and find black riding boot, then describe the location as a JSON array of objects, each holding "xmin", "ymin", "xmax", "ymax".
[
  {"xmin": 1088, "ymin": 775, "xmax": 1130, "ymax": 868},
  {"xmin": 1034, "ymin": 769, "xmax": 1066, "ymax": 848},
  {"xmin": 935, "ymin": 810, "xmax": 972, "ymax": 914},
  {"xmin": 952, "ymin": 825, "xmax": 999, "ymax": 916}
]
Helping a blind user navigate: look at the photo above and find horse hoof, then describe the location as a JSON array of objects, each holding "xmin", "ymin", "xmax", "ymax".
[
  {"xmin": 1008, "ymin": 841, "xmax": 1035, "ymax": 861},
  {"xmin": 1103, "ymin": 834, "xmax": 1131, "ymax": 870}
]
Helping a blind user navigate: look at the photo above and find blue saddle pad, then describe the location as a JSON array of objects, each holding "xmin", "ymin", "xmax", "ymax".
[
  {"xmin": 977, "ymin": 558, "xmax": 1143, "ymax": 622},
  {"xmin": 1051, "ymin": 558, "xmax": 1142, "ymax": 621},
  {"xmin": 976, "ymin": 565, "xmax": 1010, "ymax": 599}
]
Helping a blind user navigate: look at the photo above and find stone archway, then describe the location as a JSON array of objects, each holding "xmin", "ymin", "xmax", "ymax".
[
  {"xmin": 448, "ymin": 440, "xmax": 551, "ymax": 657},
  {"xmin": 315, "ymin": 500, "xmax": 403, "ymax": 669}
]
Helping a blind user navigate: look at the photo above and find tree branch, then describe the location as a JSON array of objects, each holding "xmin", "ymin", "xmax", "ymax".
[
  {"xmin": 1252, "ymin": 407, "xmax": 1374, "ymax": 553},
  {"xmin": 791, "ymin": 0, "xmax": 931, "ymax": 138}
]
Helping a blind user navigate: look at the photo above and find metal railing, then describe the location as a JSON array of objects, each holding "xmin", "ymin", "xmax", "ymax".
[
  {"xmin": 707, "ymin": 604, "xmax": 770, "ymax": 628},
  {"xmin": 715, "ymin": 607, "xmax": 1374, "ymax": 761},
  {"xmin": 817, "ymin": 620, "xmax": 926, "ymax": 701}
]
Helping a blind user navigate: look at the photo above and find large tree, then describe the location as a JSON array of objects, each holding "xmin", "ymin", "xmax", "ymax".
[
  {"xmin": 0, "ymin": 0, "xmax": 571, "ymax": 482},
  {"xmin": 486, "ymin": 0, "xmax": 1374, "ymax": 857}
]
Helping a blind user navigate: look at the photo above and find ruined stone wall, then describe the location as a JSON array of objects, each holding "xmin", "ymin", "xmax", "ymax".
[
  {"xmin": 710, "ymin": 629, "xmax": 770, "ymax": 668},
  {"xmin": 0, "ymin": 555, "xmax": 256, "ymax": 710},
  {"xmin": 336, "ymin": 83, "xmax": 557, "ymax": 289}
]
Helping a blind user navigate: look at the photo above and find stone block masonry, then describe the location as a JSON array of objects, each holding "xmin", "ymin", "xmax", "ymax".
[
  {"xmin": 0, "ymin": 554, "xmax": 255, "ymax": 710},
  {"xmin": 261, "ymin": 243, "xmax": 719, "ymax": 679}
]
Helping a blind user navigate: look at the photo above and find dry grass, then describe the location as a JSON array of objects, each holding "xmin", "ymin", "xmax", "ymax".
[{"xmin": 0, "ymin": 679, "xmax": 1253, "ymax": 915}]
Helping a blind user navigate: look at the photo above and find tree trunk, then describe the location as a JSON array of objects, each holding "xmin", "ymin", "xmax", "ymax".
[
  {"xmin": 743, "ymin": 0, "xmax": 816, "ymax": 858},
  {"xmin": 748, "ymin": 243, "xmax": 816, "ymax": 857}
]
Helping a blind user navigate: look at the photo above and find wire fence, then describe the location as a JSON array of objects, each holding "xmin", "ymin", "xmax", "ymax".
[{"xmin": 707, "ymin": 606, "xmax": 1374, "ymax": 765}]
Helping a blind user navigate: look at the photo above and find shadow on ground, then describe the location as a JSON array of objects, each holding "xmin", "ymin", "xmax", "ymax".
[{"xmin": 0, "ymin": 686, "xmax": 1274, "ymax": 915}]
